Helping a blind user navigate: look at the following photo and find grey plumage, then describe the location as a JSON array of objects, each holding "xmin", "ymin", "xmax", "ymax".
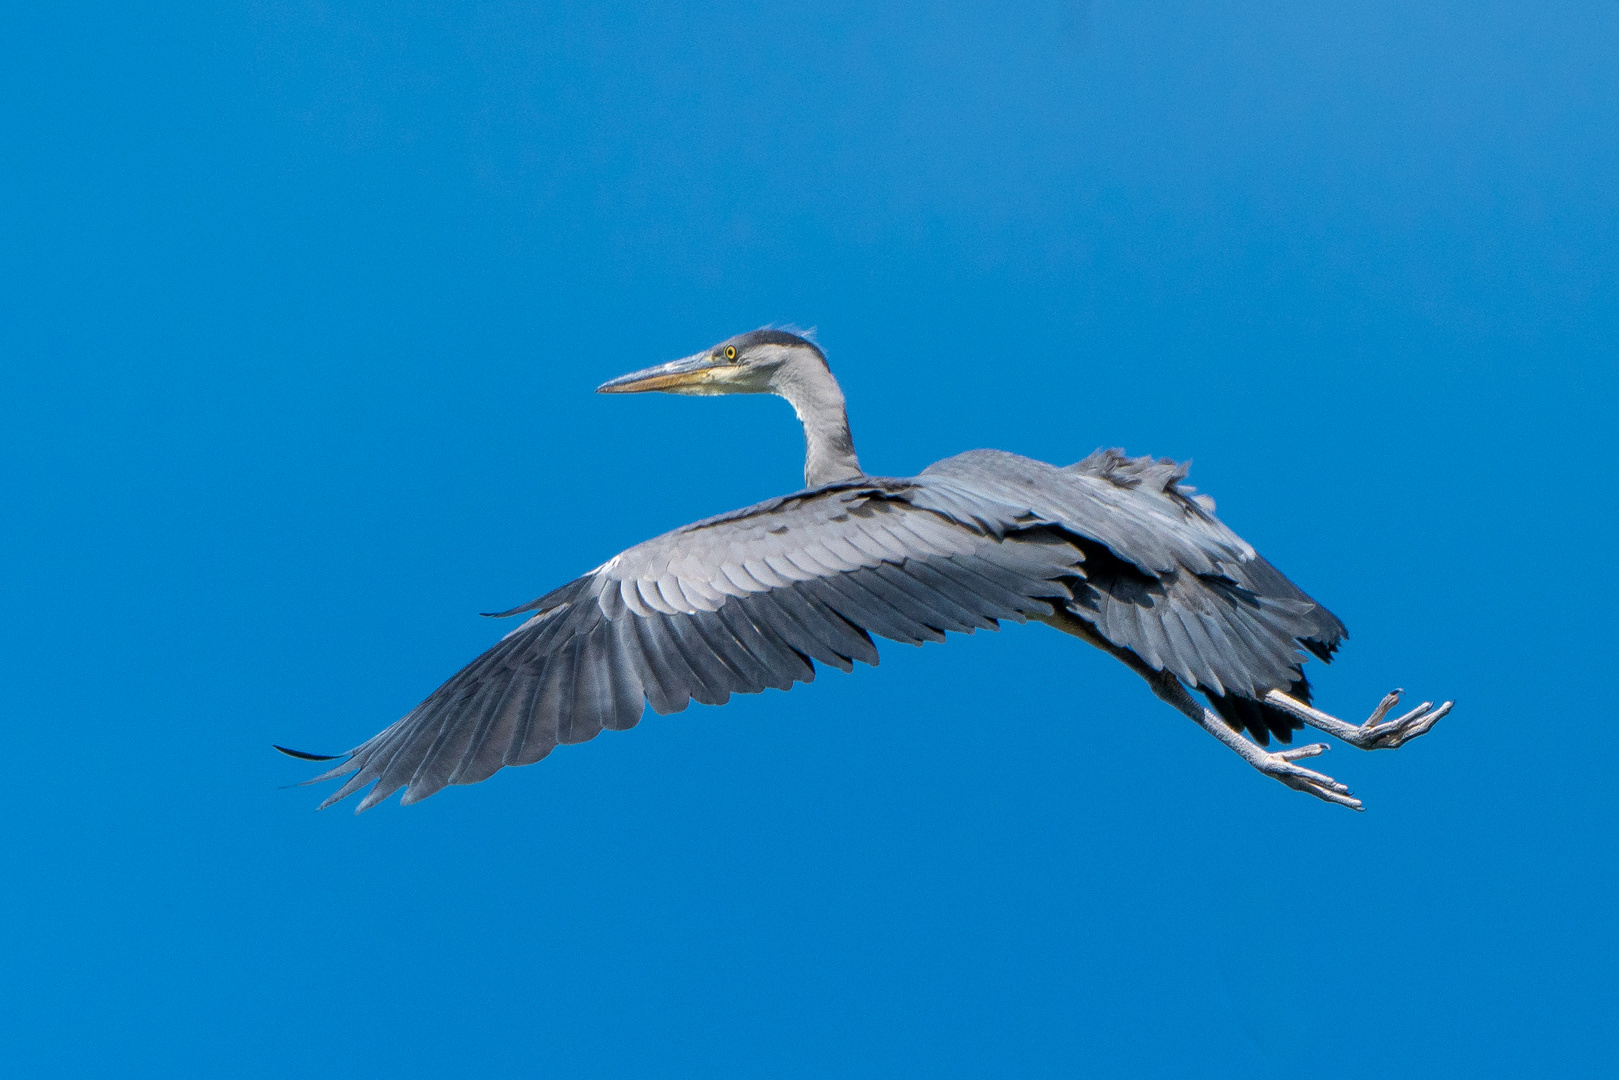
[{"xmin": 285, "ymin": 327, "xmax": 1450, "ymax": 812}]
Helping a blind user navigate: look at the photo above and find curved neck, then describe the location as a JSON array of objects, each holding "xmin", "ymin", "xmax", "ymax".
[{"xmin": 770, "ymin": 357, "xmax": 862, "ymax": 488}]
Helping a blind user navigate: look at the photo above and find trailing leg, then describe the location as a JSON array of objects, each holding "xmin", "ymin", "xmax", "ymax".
[
  {"xmin": 1145, "ymin": 669, "xmax": 1362, "ymax": 810},
  {"xmin": 1036, "ymin": 610, "xmax": 1362, "ymax": 810}
]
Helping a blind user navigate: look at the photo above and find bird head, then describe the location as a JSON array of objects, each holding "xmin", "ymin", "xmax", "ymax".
[{"xmin": 596, "ymin": 329, "xmax": 826, "ymax": 398}]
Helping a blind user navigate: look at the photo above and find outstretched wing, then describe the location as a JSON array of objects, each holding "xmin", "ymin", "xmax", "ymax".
[
  {"xmin": 921, "ymin": 449, "xmax": 1348, "ymax": 743},
  {"xmin": 304, "ymin": 481, "xmax": 1083, "ymax": 810}
]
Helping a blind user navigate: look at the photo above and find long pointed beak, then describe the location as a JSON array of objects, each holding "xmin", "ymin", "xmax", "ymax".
[{"xmin": 597, "ymin": 352, "xmax": 728, "ymax": 395}]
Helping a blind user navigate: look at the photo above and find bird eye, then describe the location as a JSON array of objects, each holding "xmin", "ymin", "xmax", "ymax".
[{"xmin": 724, "ymin": 346, "xmax": 737, "ymax": 361}]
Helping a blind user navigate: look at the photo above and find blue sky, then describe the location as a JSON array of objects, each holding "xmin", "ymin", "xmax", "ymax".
[{"xmin": 3, "ymin": 2, "xmax": 1615, "ymax": 1076}]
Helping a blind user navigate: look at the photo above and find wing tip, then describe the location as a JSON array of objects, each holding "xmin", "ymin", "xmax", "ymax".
[
  {"xmin": 273, "ymin": 744, "xmax": 340, "ymax": 762},
  {"xmin": 481, "ymin": 604, "xmax": 535, "ymax": 619}
]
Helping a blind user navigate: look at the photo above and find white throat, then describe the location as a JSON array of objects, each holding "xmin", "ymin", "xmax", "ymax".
[{"xmin": 767, "ymin": 350, "xmax": 862, "ymax": 488}]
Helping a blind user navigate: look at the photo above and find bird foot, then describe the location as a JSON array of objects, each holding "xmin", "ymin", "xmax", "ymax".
[
  {"xmin": 1254, "ymin": 742, "xmax": 1363, "ymax": 810},
  {"xmin": 1348, "ymin": 689, "xmax": 1453, "ymax": 750},
  {"xmin": 1264, "ymin": 688, "xmax": 1454, "ymax": 752}
]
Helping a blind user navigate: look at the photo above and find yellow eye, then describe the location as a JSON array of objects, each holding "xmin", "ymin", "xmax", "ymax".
[{"xmin": 724, "ymin": 346, "xmax": 737, "ymax": 360}]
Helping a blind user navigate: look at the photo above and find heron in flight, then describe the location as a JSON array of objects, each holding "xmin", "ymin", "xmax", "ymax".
[{"xmin": 281, "ymin": 328, "xmax": 1452, "ymax": 812}]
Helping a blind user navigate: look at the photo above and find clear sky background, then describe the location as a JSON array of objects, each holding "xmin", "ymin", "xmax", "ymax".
[{"xmin": 3, "ymin": 2, "xmax": 1616, "ymax": 1077}]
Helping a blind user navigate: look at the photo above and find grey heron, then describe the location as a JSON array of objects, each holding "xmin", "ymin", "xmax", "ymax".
[{"xmin": 280, "ymin": 328, "xmax": 1452, "ymax": 812}]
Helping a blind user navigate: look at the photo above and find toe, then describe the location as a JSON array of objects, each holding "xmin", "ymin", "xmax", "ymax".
[{"xmin": 1365, "ymin": 690, "xmax": 1404, "ymax": 727}]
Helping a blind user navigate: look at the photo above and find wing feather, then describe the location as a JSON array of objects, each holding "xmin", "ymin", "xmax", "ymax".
[
  {"xmin": 886, "ymin": 562, "xmax": 997, "ymax": 631},
  {"xmin": 1174, "ymin": 605, "xmax": 1228, "ymax": 697},
  {"xmin": 811, "ymin": 574, "xmax": 934, "ymax": 646},
  {"xmin": 766, "ymin": 587, "xmax": 867, "ymax": 669},
  {"xmin": 625, "ymin": 613, "xmax": 690, "ymax": 715},
  {"xmin": 450, "ymin": 670, "xmax": 534, "ymax": 785},
  {"xmin": 661, "ymin": 615, "xmax": 740, "ymax": 704},
  {"xmin": 740, "ymin": 590, "xmax": 849, "ymax": 672},
  {"xmin": 687, "ymin": 609, "xmax": 776, "ymax": 692},
  {"xmin": 713, "ymin": 601, "xmax": 813, "ymax": 688},
  {"xmin": 496, "ymin": 665, "xmax": 551, "ymax": 764},
  {"xmin": 899, "ymin": 560, "xmax": 1013, "ymax": 626}
]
